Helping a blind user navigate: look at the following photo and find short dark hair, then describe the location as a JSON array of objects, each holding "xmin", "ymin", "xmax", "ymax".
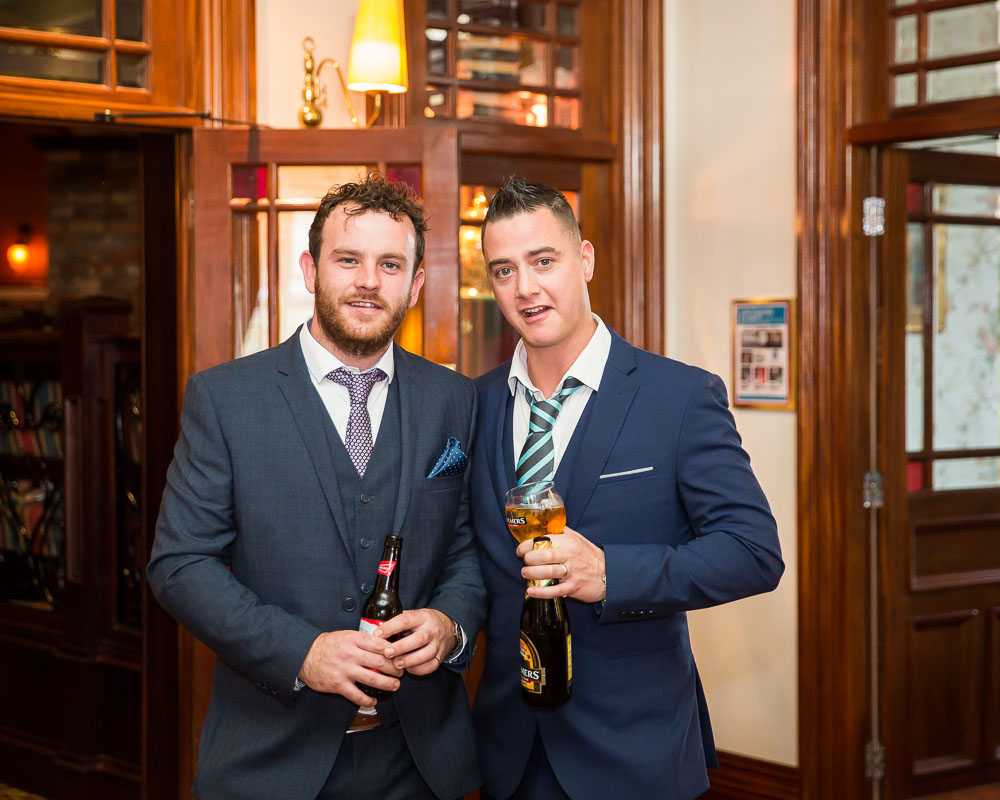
[
  {"xmin": 481, "ymin": 176, "xmax": 581, "ymax": 249},
  {"xmin": 309, "ymin": 172, "xmax": 428, "ymax": 269}
]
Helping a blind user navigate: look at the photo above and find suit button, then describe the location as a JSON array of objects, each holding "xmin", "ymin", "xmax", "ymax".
[
  {"xmin": 361, "ymin": 582, "xmax": 372, "ymax": 594},
  {"xmin": 343, "ymin": 598, "xmax": 356, "ymax": 611},
  {"xmin": 360, "ymin": 493, "xmax": 370, "ymax": 503},
  {"xmin": 360, "ymin": 538, "xmax": 371, "ymax": 548},
  {"xmin": 618, "ymin": 611, "xmax": 630, "ymax": 619}
]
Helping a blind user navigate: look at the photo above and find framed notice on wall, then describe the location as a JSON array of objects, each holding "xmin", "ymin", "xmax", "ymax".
[{"xmin": 732, "ymin": 298, "xmax": 795, "ymax": 410}]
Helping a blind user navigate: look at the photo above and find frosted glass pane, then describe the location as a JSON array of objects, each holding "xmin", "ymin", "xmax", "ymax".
[
  {"xmin": 895, "ymin": 15, "xmax": 918, "ymax": 64},
  {"xmin": 927, "ymin": 62, "xmax": 1000, "ymax": 103},
  {"xmin": 932, "ymin": 184, "xmax": 1000, "ymax": 218},
  {"xmin": 894, "ymin": 73, "xmax": 918, "ymax": 107},
  {"xmin": 928, "ymin": 3, "xmax": 1000, "ymax": 59},
  {"xmin": 932, "ymin": 224, "xmax": 1000, "ymax": 451},
  {"xmin": 278, "ymin": 212, "xmax": 317, "ymax": 343},
  {"xmin": 233, "ymin": 212, "xmax": 269, "ymax": 358},
  {"xmin": 906, "ymin": 332, "xmax": 924, "ymax": 452},
  {"xmin": 277, "ymin": 165, "xmax": 368, "ymax": 203},
  {"xmin": 933, "ymin": 458, "xmax": 1000, "ymax": 489}
]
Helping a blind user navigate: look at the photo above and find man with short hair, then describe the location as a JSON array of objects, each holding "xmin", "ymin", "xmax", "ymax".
[
  {"xmin": 470, "ymin": 176, "xmax": 784, "ymax": 800},
  {"xmin": 148, "ymin": 173, "xmax": 483, "ymax": 800}
]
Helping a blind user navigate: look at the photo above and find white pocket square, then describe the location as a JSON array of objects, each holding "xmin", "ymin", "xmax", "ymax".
[{"xmin": 599, "ymin": 466, "xmax": 654, "ymax": 480}]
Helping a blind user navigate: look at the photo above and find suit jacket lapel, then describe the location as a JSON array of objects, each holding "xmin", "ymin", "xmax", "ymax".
[
  {"xmin": 276, "ymin": 329, "xmax": 355, "ymax": 559},
  {"xmin": 563, "ymin": 332, "xmax": 639, "ymax": 528},
  {"xmin": 390, "ymin": 344, "xmax": 419, "ymax": 538},
  {"xmin": 485, "ymin": 368, "xmax": 516, "ymax": 517}
]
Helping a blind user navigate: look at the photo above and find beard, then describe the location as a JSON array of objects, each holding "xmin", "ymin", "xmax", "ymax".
[{"xmin": 314, "ymin": 275, "xmax": 412, "ymax": 360}]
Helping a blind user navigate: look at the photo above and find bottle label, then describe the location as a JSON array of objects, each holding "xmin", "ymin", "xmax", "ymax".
[
  {"xmin": 519, "ymin": 633, "xmax": 545, "ymax": 694},
  {"xmin": 359, "ymin": 617, "xmax": 382, "ymax": 636},
  {"xmin": 566, "ymin": 634, "xmax": 573, "ymax": 684},
  {"xmin": 377, "ymin": 560, "xmax": 397, "ymax": 577}
]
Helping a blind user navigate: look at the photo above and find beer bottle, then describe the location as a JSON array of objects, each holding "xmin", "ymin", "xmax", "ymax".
[
  {"xmin": 519, "ymin": 536, "xmax": 571, "ymax": 707},
  {"xmin": 358, "ymin": 535, "xmax": 403, "ymax": 699}
]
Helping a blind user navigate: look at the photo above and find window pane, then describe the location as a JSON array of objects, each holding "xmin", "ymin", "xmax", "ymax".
[
  {"xmin": 233, "ymin": 212, "xmax": 269, "ymax": 358},
  {"xmin": 553, "ymin": 95, "xmax": 579, "ymax": 129},
  {"xmin": 928, "ymin": 2, "xmax": 1000, "ymax": 60},
  {"xmin": 0, "ymin": 44, "xmax": 103, "ymax": 83},
  {"xmin": 906, "ymin": 332, "xmax": 924, "ymax": 452},
  {"xmin": 932, "ymin": 224, "xmax": 1000, "ymax": 451},
  {"xmin": 456, "ymin": 88, "xmax": 548, "ymax": 126},
  {"xmin": 927, "ymin": 62, "xmax": 1000, "ymax": 103},
  {"xmin": 427, "ymin": 0, "xmax": 448, "ymax": 19},
  {"xmin": 895, "ymin": 14, "xmax": 917, "ymax": 64},
  {"xmin": 116, "ymin": 53, "xmax": 145, "ymax": 88},
  {"xmin": 278, "ymin": 211, "xmax": 317, "ymax": 343},
  {"xmin": 277, "ymin": 165, "xmax": 367, "ymax": 203},
  {"xmin": 457, "ymin": 34, "xmax": 546, "ymax": 86},
  {"xmin": 557, "ymin": 4, "xmax": 578, "ymax": 35},
  {"xmin": 554, "ymin": 44, "xmax": 578, "ymax": 89},
  {"xmin": 424, "ymin": 83, "xmax": 452, "ymax": 119},
  {"xmin": 933, "ymin": 184, "xmax": 1000, "ymax": 218},
  {"xmin": 232, "ymin": 165, "xmax": 268, "ymax": 201},
  {"xmin": 458, "ymin": 0, "xmax": 546, "ymax": 30},
  {"xmin": 427, "ymin": 28, "xmax": 448, "ymax": 75},
  {"xmin": 116, "ymin": 0, "xmax": 143, "ymax": 41},
  {"xmin": 460, "ymin": 185, "xmax": 491, "ymax": 222},
  {"xmin": 0, "ymin": 0, "xmax": 101, "ymax": 36},
  {"xmin": 933, "ymin": 457, "xmax": 1000, "ymax": 490},
  {"xmin": 894, "ymin": 73, "xmax": 918, "ymax": 106}
]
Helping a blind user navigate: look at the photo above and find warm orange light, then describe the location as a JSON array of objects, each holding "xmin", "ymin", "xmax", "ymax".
[
  {"xmin": 6, "ymin": 242, "xmax": 29, "ymax": 272},
  {"xmin": 348, "ymin": 0, "xmax": 408, "ymax": 93}
]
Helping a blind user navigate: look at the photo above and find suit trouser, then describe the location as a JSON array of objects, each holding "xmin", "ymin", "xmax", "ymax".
[
  {"xmin": 318, "ymin": 720, "xmax": 438, "ymax": 800},
  {"xmin": 483, "ymin": 730, "xmax": 572, "ymax": 800}
]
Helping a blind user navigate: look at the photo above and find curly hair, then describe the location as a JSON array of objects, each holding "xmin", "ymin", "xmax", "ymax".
[
  {"xmin": 481, "ymin": 176, "xmax": 581, "ymax": 250},
  {"xmin": 308, "ymin": 172, "xmax": 428, "ymax": 269}
]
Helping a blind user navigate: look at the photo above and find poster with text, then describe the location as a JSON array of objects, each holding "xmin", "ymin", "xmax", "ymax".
[{"xmin": 732, "ymin": 299, "xmax": 795, "ymax": 410}]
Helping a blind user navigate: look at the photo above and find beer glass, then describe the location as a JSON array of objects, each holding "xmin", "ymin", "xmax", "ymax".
[{"xmin": 504, "ymin": 481, "xmax": 566, "ymax": 544}]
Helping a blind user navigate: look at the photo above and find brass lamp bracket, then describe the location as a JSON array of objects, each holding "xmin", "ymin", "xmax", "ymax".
[{"xmin": 299, "ymin": 36, "xmax": 383, "ymax": 129}]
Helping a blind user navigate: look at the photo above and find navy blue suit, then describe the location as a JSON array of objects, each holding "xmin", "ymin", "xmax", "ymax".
[{"xmin": 470, "ymin": 330, "xmax": 783, "ymax": 800}]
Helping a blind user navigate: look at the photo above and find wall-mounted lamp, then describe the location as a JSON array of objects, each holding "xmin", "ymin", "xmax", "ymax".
[
  {"xmin": 6, "ymin": 225, "xmax": 30, "ymax": 273},
  {"xmin": 299, "ymin": 0, "xmax": 408, "ymax": 129}
]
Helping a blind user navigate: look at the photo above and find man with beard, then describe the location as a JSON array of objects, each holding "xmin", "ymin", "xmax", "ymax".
[{"xmin": 147, "ymin": 174, "xmax": 484, "ymax": 800}]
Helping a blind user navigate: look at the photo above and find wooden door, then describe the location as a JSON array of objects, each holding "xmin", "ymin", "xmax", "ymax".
[
  {"xmin": 881, "ymin": 148, "xmax": 1000, "ymax": 798},
  {"xmin": 178, "ymin": 126, "xmax": 460, "ymax": 793}
]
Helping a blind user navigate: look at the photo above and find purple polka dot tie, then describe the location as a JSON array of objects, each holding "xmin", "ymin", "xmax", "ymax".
[{"xmin": 326, "ymin": 367, "xmax": 387, "ymax": 477}]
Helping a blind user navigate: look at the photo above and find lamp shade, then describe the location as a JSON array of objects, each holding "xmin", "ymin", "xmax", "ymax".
[{"xmin": 347, "ymin": 0, "xmax": 408, "ymax": 93}]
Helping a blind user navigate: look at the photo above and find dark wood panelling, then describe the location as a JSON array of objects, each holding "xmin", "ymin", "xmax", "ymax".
[
  {"xmin": 703, "ymin": 751, "xmax": 800, "ymax": 800},
  {"xmin": 910, "ymin": 610, "xmax": 983, "ymax": 776}
]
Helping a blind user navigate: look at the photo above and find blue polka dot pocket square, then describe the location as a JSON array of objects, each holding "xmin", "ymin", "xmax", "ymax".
[{"xmin": 427, "ymin": 436, "xmax": 467, "ymax": 478}]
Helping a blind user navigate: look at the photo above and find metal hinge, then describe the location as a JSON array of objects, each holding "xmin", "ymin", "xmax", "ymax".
[
  {"xmin": 863, "ymin": 196, "xmax": 885, "ymax": 236},
  {"xmin": 863, "ymin": 470, "xmax": 883, "ymax": 509},
  {"xmin": 865, "ymin": 740, "xmax": 886, "ymax": 779}
]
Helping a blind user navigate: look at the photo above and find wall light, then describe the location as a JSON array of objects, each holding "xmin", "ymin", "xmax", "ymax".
[
  {"xmin": 298, "ymin": 0, "xmax": 408, "ymax": 129},
  {"xmin": 6, "ymin": 225, "xmax": 30, "ymax": 273}
]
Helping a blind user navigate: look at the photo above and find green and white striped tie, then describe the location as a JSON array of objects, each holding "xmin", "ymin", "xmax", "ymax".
[{"xmin": 516, "ymin": 376, "xmax": 584, "ymax": 486}]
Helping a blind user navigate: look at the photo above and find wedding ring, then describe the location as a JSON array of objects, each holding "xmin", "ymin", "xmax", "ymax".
[{"xmin": 560, "ymin": 562, "xmax": 569, "ymax": 579}]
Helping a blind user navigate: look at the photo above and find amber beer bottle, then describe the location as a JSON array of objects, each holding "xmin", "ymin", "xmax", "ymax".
[
  {"xmin": 358, "ymin": 535, "xmax": 403, "ymax": 699},
  {"xmin": 519, "ymin": 537, "xmax": 571, "ymax": 707}
]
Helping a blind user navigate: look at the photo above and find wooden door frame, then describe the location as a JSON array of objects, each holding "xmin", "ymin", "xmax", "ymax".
[{"xmin": 798, "ymin": 1, "xmax": 877, "ymax": 797}]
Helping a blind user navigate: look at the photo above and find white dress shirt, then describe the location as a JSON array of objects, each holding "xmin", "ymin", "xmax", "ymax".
[
  {"xmin": 298, "ymin": 321, "xmax": 395, "ymax": 444},
  {"xmin": 508, "ymin": 314, "xmax": 613, "ymax": 472}
]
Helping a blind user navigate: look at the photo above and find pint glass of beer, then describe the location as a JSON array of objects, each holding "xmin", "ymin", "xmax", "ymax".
[{"xmin": 504, "ymin": 481, "xmax": 567, "ymax": 544}]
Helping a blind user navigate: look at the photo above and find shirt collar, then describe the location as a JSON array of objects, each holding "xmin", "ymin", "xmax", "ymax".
[
  {"xmin": 507, "ymin": 314, "xmax": 611, "ymax": 399},
  {"xmin": 298, "ymin": 319, "xmax": 396, "ymax": 386}
]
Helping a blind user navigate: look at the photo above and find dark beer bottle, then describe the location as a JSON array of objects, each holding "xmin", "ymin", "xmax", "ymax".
[
  {"xmin": 358, "ymin": 535, "xmax": 403, "ymax": 699},
  {"xmin": 519, "ymin": 536, "xmax": 572, "ymax": 707}
]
